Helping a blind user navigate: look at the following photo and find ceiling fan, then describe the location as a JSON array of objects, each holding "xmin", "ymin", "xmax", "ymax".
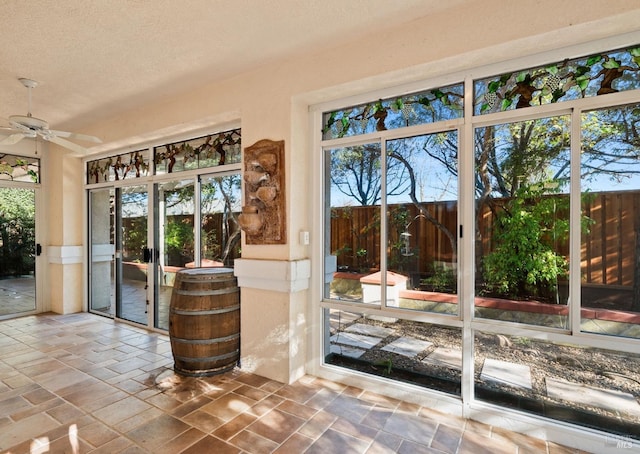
[{"xmin": 0, "ymin": 78, "xmax": 102, "ymax": 155}]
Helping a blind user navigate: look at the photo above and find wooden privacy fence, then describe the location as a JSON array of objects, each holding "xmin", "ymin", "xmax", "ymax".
[
  {"xmin": 330, "ymin": 202, "xmax": 457, "ymax": 277},
  {"xmin": 330, "ymin": 190, "xmax": 640, "ymax": 287},
  {"xmin": 121, "ymin": 212, "xmax": 241, "ymax": 266}
]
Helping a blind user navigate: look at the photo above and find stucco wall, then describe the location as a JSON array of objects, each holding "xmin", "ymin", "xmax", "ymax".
[
  {"xmin": 80, "ymin": 1, "xmax": 640, "ymax": 257},
  {"xmin": 46, "ymin": 1, "xmax": 640, "ymax": 382}
]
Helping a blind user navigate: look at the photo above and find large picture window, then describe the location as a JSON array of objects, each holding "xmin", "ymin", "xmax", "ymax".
[
  {"xmin": 320, "ymin": 44, "xmax": 640, "ymax": 440},
  {"xmin": 323, "ymin": 80, "xmax": 463, "ymax": 397}
]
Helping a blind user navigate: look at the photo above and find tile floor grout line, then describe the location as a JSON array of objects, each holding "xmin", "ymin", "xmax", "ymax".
[{"xmin": 0, "ymin": 313, "xmax": 590, "ymax": 454}]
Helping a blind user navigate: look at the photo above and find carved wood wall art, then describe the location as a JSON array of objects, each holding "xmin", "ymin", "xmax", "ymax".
[{"xmin": 238, "ymin": 139, "xmax": 286, "ymax": 244}]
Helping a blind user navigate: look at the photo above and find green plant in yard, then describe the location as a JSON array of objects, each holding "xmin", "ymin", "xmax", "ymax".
[
  {"xmin": 374, "ymin": 358, "xmax": 393, "ymax": 375},
  {"xmin": 483, "ymin": 182, "xmax": 569, "ymax": 300},
  {"xmin": 420, "ymin": 262, "xmax": 456, "ymax": 293},
  {"xmin": 164, "ymin": 219, "xmax": 194, "ymax": 265}
]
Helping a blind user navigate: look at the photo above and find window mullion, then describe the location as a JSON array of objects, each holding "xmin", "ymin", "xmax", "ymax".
[
  {"xmin": 570, "ymin": 109, "xmax": 582, "ymax": 334},
  {"xmin": 461, "ymin": 75, "xmax": 476, "ymax": 414},
  {"xmin": 380, "ymin": 139, "xmax": 388, "ymax": 309}
]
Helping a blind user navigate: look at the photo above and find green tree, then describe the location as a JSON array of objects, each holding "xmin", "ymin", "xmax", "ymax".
[
  {"xmin": 482, "ymin": 183, "xmax": 568, "ymax": 300},
  {"xmin": 201, "ymin": 174, "xmax": 241, "ymax": 264},
  {"xmin": 0, "ymin": 188, "xmax": 35, "ymax": 276},
  {"xmin": 330, "ymin": 144, "xmax": 409, "ymax": 206}
]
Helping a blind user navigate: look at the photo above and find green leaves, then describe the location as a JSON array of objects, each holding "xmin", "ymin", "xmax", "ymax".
[
  {"xmin": 483, "ymin": 182, "xmax": 569, "ymax": 299},
  {"xmin": 475, "ymin": 45, "xmax": 640, "ymax": 115},
  {"xmin": 603, "ymin": 58, "xmax": 621, "ymax": 69}
]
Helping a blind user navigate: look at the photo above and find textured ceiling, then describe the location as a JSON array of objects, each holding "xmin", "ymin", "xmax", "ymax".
[{"xmin": 0, "ymin": 0, "xmax": 466, "ymax": 137}]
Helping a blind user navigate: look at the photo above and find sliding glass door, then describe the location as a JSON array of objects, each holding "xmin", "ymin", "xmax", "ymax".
[
  {"xmin": 89, "ymin": 188, "xmax": 115, "ymax": 316},
  {"xmin": 0, "ymin": 187, "xmax": 37, "ymax": 317},
  {"xmin": 87, "ymin": 128, "xmax": 242, "ymax": 329},
  {"xmin": 88, "ymin": 173, "xmax": 241, "ymax": 330}
]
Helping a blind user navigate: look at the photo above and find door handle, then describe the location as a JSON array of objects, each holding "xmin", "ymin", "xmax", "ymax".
[
  {"xmin": 142, "ymin": 247, "xmax": 153, "ymax": 263},
  {"xmin": 36, "ymin": 243, "xmax": 42, "ymax": 256}
]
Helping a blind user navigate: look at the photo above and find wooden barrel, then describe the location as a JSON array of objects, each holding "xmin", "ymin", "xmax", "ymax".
[{"xmin": 169, "ymin": 267, "xmax": 240, "ymax": 377}]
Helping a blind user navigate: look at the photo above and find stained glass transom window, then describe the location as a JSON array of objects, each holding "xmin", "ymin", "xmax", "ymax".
[
  {"xmin": 87, "ymin": 149, "xmax": 149, "ymax": 184},
  {"xmin": 0, "ymin": 153, "xmax": 40, "ymax": 183},
  {"xmin": 322, "ymin": 83, "xmax": 464, "ymax": 140},
  {"xmin": 475, "ymin": 45, "xmax": 640, "ymax": 115},
  {"xmin": 154, "ymin": 128, "xmax": 241, "ymax": 175}
]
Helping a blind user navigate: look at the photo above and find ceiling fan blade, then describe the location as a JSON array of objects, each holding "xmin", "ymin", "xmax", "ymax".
[
  {"xmin": 0, "ymin": 133, "xmax": 26, "ymax": 146},
  {"xmin": 50, "ymin": 130, "xmax": 102, "ymax": 143},
  {"xmin": 46, "ymin": 135, "xmax": 88, "ymax": 155}
]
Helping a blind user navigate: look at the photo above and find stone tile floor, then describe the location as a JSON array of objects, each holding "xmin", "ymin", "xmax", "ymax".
[{"xmin": 0, "ymin": 312, "xmax": 586, "ymax": 453}]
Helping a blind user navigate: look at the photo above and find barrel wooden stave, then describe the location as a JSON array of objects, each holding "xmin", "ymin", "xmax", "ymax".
[{"xmin": 169, "ymin": 267, "xmax": 240, "ymax": 377}]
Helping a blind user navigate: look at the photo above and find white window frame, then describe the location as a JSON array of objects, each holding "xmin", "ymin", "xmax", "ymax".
[{"xmin": 309, "ymin": 35, "xmax": 640, "ymax": 447}]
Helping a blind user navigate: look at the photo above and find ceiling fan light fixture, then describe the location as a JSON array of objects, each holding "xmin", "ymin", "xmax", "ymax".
[
  {"xmin": 9, "ymin": 114, "xmax": 49, "ymax": 132},
  {"xmin": 18, "ymin": 78, "xmax": 38, "ymax": 90}
]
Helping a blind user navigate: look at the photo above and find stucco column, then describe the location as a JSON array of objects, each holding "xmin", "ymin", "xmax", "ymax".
[
  {"xmin": 46, "ymin": 150, "xmax": 84, "ymax": 314},
  {"xmin": 234, "ymin": 259, "xmax": 310, "ymax": 384}
]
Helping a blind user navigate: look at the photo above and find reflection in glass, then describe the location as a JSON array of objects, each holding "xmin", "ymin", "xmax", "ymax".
[
  {"xmin": 475, "ymin": 116, "xmax": 571, "ymax": 328},
  {"xmin": 117, "ymin": 185, "xmax": 148, "ymax": 325},
  {"xmin": 89, "ymin": 188, "xmax": 114, "ymax": 316},
  {"xmin": 155, "ymin": 179, "xmax": 195, "ymax": 330}
]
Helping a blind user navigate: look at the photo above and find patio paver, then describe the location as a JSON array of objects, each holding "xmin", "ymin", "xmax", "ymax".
[
  {"xmin": 381, "ymin": 337, "xmax": 433, "ymax": 358},
  {"xmin": 422, "ymin": 347, "xmax": 462, "ymax": 370},
  {"xmin": 330, "ymin": 344, "xmax": 367, "ymax": 359},
  {"xmin": 345, "ymin": 323, "xmax": 396, "ymax": 338},
  {"xmin": 546, "ymin": 377, "xmax": 640, "ymax": 417},
  {"xmin": 480, "ymin": 358, "xmax": 532, "ymax": 389},
  {"xmin": 330, "ymin": 332, "xmax": 383, "ymax": 350}
]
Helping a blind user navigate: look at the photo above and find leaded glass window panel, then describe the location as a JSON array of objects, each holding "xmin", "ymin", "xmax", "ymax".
[
  {"xmin": 154, "ymin": 128, "xmax": 241, "ymax": 175},
  {"xmin": 0, "ymin": 153, "xmax": 39, "ymax": 183},
  {"xmin": 475, "ymin": 44, "xmax": 640, "ymax": 115},
  {"xmin": 87, "ymin": 150, "xmax": 149, "ymax": 184},
  {"xmin": 322, "ymin": 83, "xmax": 464, "ymax": 140}
]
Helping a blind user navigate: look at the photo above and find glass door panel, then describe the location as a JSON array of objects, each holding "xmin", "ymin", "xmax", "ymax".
[
  {"xmin": 581, "ymin": 103, "xmax": 640, "ymax": 338},
  {"xmin": 89, "ymin": 188, "xmax": 115, "ymax": 316},
  {"xmin": 200, "ymin": 173, "xmax": 242, "ymax": 267},
  {"xmin": 474, "ymin": 116, "xmax": 570, "ymax": 328},
  {"xmin": 0, "ymin": 187, "xmax": 36, "ymax": 316},
  {"xmin": 154, "ymin": 179, "xmax": 195, "ymax": 330},
  {"xmin": 117, "ymin": 185, "xmax": 149, "ymax": 325},
  {"xmin": 386, "ymin": 132, "xmax": 458, "ymax": 314},
  {"xmin": 324, "ymin": 143, "xmax": 382, "ymax": 303}
]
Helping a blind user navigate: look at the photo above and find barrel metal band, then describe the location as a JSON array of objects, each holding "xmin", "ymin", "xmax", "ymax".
[
  {"xmin": 175, "ymin": 350, "xmax": 240, "ymax": 362},
  {"xmin": 175, "ymin": 287, "xmax": 239, "ymax": 297},
  {"xmin": 170, "ymin": 304, "xmax": 240, "ymax": 315},
  {"xmin": 171, "ymin": 333, "xmax": 240, "ymax": 344},
  {"xmin": 180, "ymin": 275, "xmax": 234, "ymax": 281}
]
